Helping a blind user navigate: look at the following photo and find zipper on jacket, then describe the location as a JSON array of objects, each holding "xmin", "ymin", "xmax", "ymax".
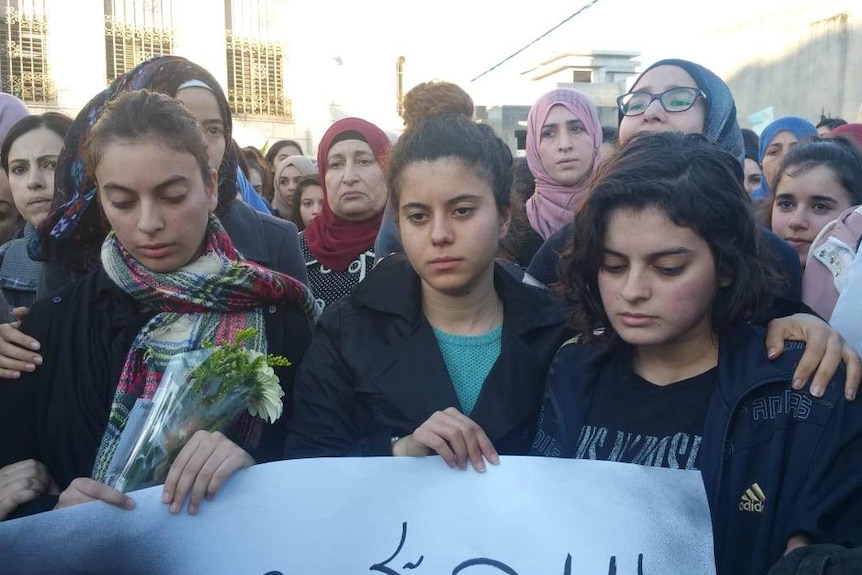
[{"xmin": 711, "ymin": 374, "xmax": 794, "ymax": 567}]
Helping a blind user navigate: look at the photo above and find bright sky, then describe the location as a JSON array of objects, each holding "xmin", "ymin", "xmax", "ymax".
[{"xmin": 286, "ymin": 0, "xmax": 855, "ymax": 131}]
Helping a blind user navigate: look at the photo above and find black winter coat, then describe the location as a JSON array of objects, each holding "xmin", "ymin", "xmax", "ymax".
[{"xmin": 285, "ymin": 254, "xmax": 569, "ymax": 458}]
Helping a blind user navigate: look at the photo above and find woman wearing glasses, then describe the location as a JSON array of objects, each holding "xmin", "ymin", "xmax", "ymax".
[
  {"xmin": 615, "ymin": 60, "xmax": 803, "ymax": 300},
  {"xmin": 525, "ymin": 57, "xmax": 861, "ymax": 400},
  {"xmin": 615, "ymin": 61, "xmax": 737, "ymax": 153}
]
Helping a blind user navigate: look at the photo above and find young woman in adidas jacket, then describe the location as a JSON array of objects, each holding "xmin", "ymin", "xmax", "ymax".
[{"xmin": 531, "ymin": 133, "xmax": 862, "ymax": 575}]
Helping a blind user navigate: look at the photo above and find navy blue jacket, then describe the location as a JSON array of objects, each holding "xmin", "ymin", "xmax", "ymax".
[{"xmin": 532, "ymin": 326, "xmax": 862, "ymax": 575}]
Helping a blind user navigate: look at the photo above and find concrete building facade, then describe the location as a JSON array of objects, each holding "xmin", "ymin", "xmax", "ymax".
[
  {"xmin": 723, "ymin": 10, "xmax": 862, "ymax": 127},
  {"xmin": 477, "ymin": 51, "xmax": 640, "ymax": 155},
  {"xmin": 1, "ymin": 0, "xmax": 314, "ymax": 152},
  {"xmin": 3, "ymin": 0, "xmax": 859, "ymax": 156},
  {"xmin": 645, "ymin": 0, "xmax": 862, "ymax": 128},
  {"xmin": 469, "ymin": 0, "xmax": 861, "ymax": 141}
]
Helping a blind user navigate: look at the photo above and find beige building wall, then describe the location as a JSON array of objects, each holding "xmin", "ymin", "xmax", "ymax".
[
  {"xmin": 726, "ymin": 11, "xmax": 861, "ymax": 125},
  {"xmin": 677, "ymin": 1, "xmax": 862, "ymax": 126},
  {"xmin": 468, "ymin": 0, "xmax": 861, "ymax": 136}
]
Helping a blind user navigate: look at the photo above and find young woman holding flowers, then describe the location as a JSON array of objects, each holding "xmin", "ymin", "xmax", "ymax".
[
  {"xmin": 0, "ymin": 55, "xmax": 310, "ymax": 382},
  {"xmin": 0, "ymin": 90, "xmax": 316, "ymax": 520}
]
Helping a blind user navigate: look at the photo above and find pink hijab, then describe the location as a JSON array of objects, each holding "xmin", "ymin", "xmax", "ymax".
[{"xmin": 525, "ymin": 88, "xmax": 601, "ymax": 239}]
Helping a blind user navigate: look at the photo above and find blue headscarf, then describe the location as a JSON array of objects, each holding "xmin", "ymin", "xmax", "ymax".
[
  {"xmin": 751, "ymin": 116, "xmax": 817, "ymax": 200},
  {"xmin": 236, "ymin": 167, "xmax": 273, "ymax": 215},
  {"xmin": 621, "ymin": 58, "xmax": 744, "ymax": 163}
]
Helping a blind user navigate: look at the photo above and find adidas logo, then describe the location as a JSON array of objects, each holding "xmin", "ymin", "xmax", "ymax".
[{"xmin": 738, "ymin": 483, "xmax": 766, "ymax": 513}]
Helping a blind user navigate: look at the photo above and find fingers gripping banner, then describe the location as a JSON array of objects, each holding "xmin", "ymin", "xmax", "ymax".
[{"xmin": 0, "ymin": 457, "xmax": 716, "ymax": 574}]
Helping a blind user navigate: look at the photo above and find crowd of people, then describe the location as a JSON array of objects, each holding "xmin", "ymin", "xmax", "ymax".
[{"xmin": 0, "ymin": 53, "xmax": 860, "ymax": 574}]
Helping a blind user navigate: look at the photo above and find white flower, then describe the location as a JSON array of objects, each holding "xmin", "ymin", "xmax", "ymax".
[{"xmin": 248, "ymin": 362, "xmax": 284, "ymax": 423}]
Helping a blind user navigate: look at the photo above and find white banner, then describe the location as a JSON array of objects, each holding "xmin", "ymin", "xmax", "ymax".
[{"xmin": 0, "ymin": 457, "xmax": 716, "ymax": 574}]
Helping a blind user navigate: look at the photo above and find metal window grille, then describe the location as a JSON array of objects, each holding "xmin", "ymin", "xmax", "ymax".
[
  {"xmin": 104, "ymin": 0, "xmax": 174, "ymax": 82},
  {"xmin": 224, "ymin": 0, "xmax": 291, "ymax": 119},
  {"xmin": 0, "ymin": 0, "xmax": 53, "ymax": 103}
]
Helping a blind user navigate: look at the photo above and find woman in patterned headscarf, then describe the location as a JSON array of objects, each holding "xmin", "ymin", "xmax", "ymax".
[
  {"xmin": 34, "ymin": 55, "xmax": 307, "ymax": 295},
  {"xmin": 0, "ymin": 55, "xmax": 310, "ymax": 382}
]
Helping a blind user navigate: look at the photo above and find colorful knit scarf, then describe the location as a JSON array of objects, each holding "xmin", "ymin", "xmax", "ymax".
[
  {"xmin": 91, "ymin": 216, "xmax": 318, "ymax": 484},
  {"xmin": 32, "ymin": 55, "xmax": 239, "ymax": 272}
]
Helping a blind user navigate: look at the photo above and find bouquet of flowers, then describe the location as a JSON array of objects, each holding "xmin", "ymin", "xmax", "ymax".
[{"xmin": 111, "ymin": 328, "xmax": 289, "ymax": 493}]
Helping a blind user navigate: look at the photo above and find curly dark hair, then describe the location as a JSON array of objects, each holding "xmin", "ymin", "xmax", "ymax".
[
  {"xmin": 401, "ymin": 81, "xmax": 474, "ymax": 129},
  {"xmin": 563, "ymin": 131, "xmax": 774, "ymax": 344}
]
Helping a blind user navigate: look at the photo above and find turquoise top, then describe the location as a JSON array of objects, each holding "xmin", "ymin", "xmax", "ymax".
[{"xmin": 432, "ymin": 324, "xmax": 503, "ymax": 415}]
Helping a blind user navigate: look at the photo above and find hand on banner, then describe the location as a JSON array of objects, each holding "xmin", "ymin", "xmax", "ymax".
[
  {"xmin": 392, "ymin": 407, "xmax": 499, "ymax": 472},
  {"xmin": 56, "ymin": 477, "xmax": 135, "ymax": 511},
  {"xmin": 0, "ymin": 459, "xmax": 57, "ymax": 519},
  {"xmin": 0, "ymin": 307, "xmax": 42, "ymax": 380},
  {"xmin": 161, "ymin": 430, "xmax": 254, "ymax": 516},
  {"xmin": 765, "ymin": 313, "xmax": 861, "ymax": 400}
]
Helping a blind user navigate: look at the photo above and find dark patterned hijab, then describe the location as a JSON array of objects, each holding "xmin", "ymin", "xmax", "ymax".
[{"xmin": 33, "ymin": 55, "xmax": 238, "ymax": 273}]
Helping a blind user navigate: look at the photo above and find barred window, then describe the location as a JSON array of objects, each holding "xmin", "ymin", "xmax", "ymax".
[
  {"xmin": 0, "ymin": 0, "xmax": 53, "ymax": 103},
  {"xmin": 104, "ymin": 0, "xmax": 174, "ymax": 82},
  {"xmin": 225, "ymin": 0, "xmax": 291, "ymax": 119}
]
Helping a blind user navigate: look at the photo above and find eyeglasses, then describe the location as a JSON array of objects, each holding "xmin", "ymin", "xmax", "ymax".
[{"xmin": 617, "ymin": 87, "xmax": 707, "ymax": 116}]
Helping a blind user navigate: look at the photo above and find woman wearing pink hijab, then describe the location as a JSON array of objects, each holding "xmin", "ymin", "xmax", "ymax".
[{"xmin": 524, "ymin": 88, "xmax": 602, "ymax": 240}]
